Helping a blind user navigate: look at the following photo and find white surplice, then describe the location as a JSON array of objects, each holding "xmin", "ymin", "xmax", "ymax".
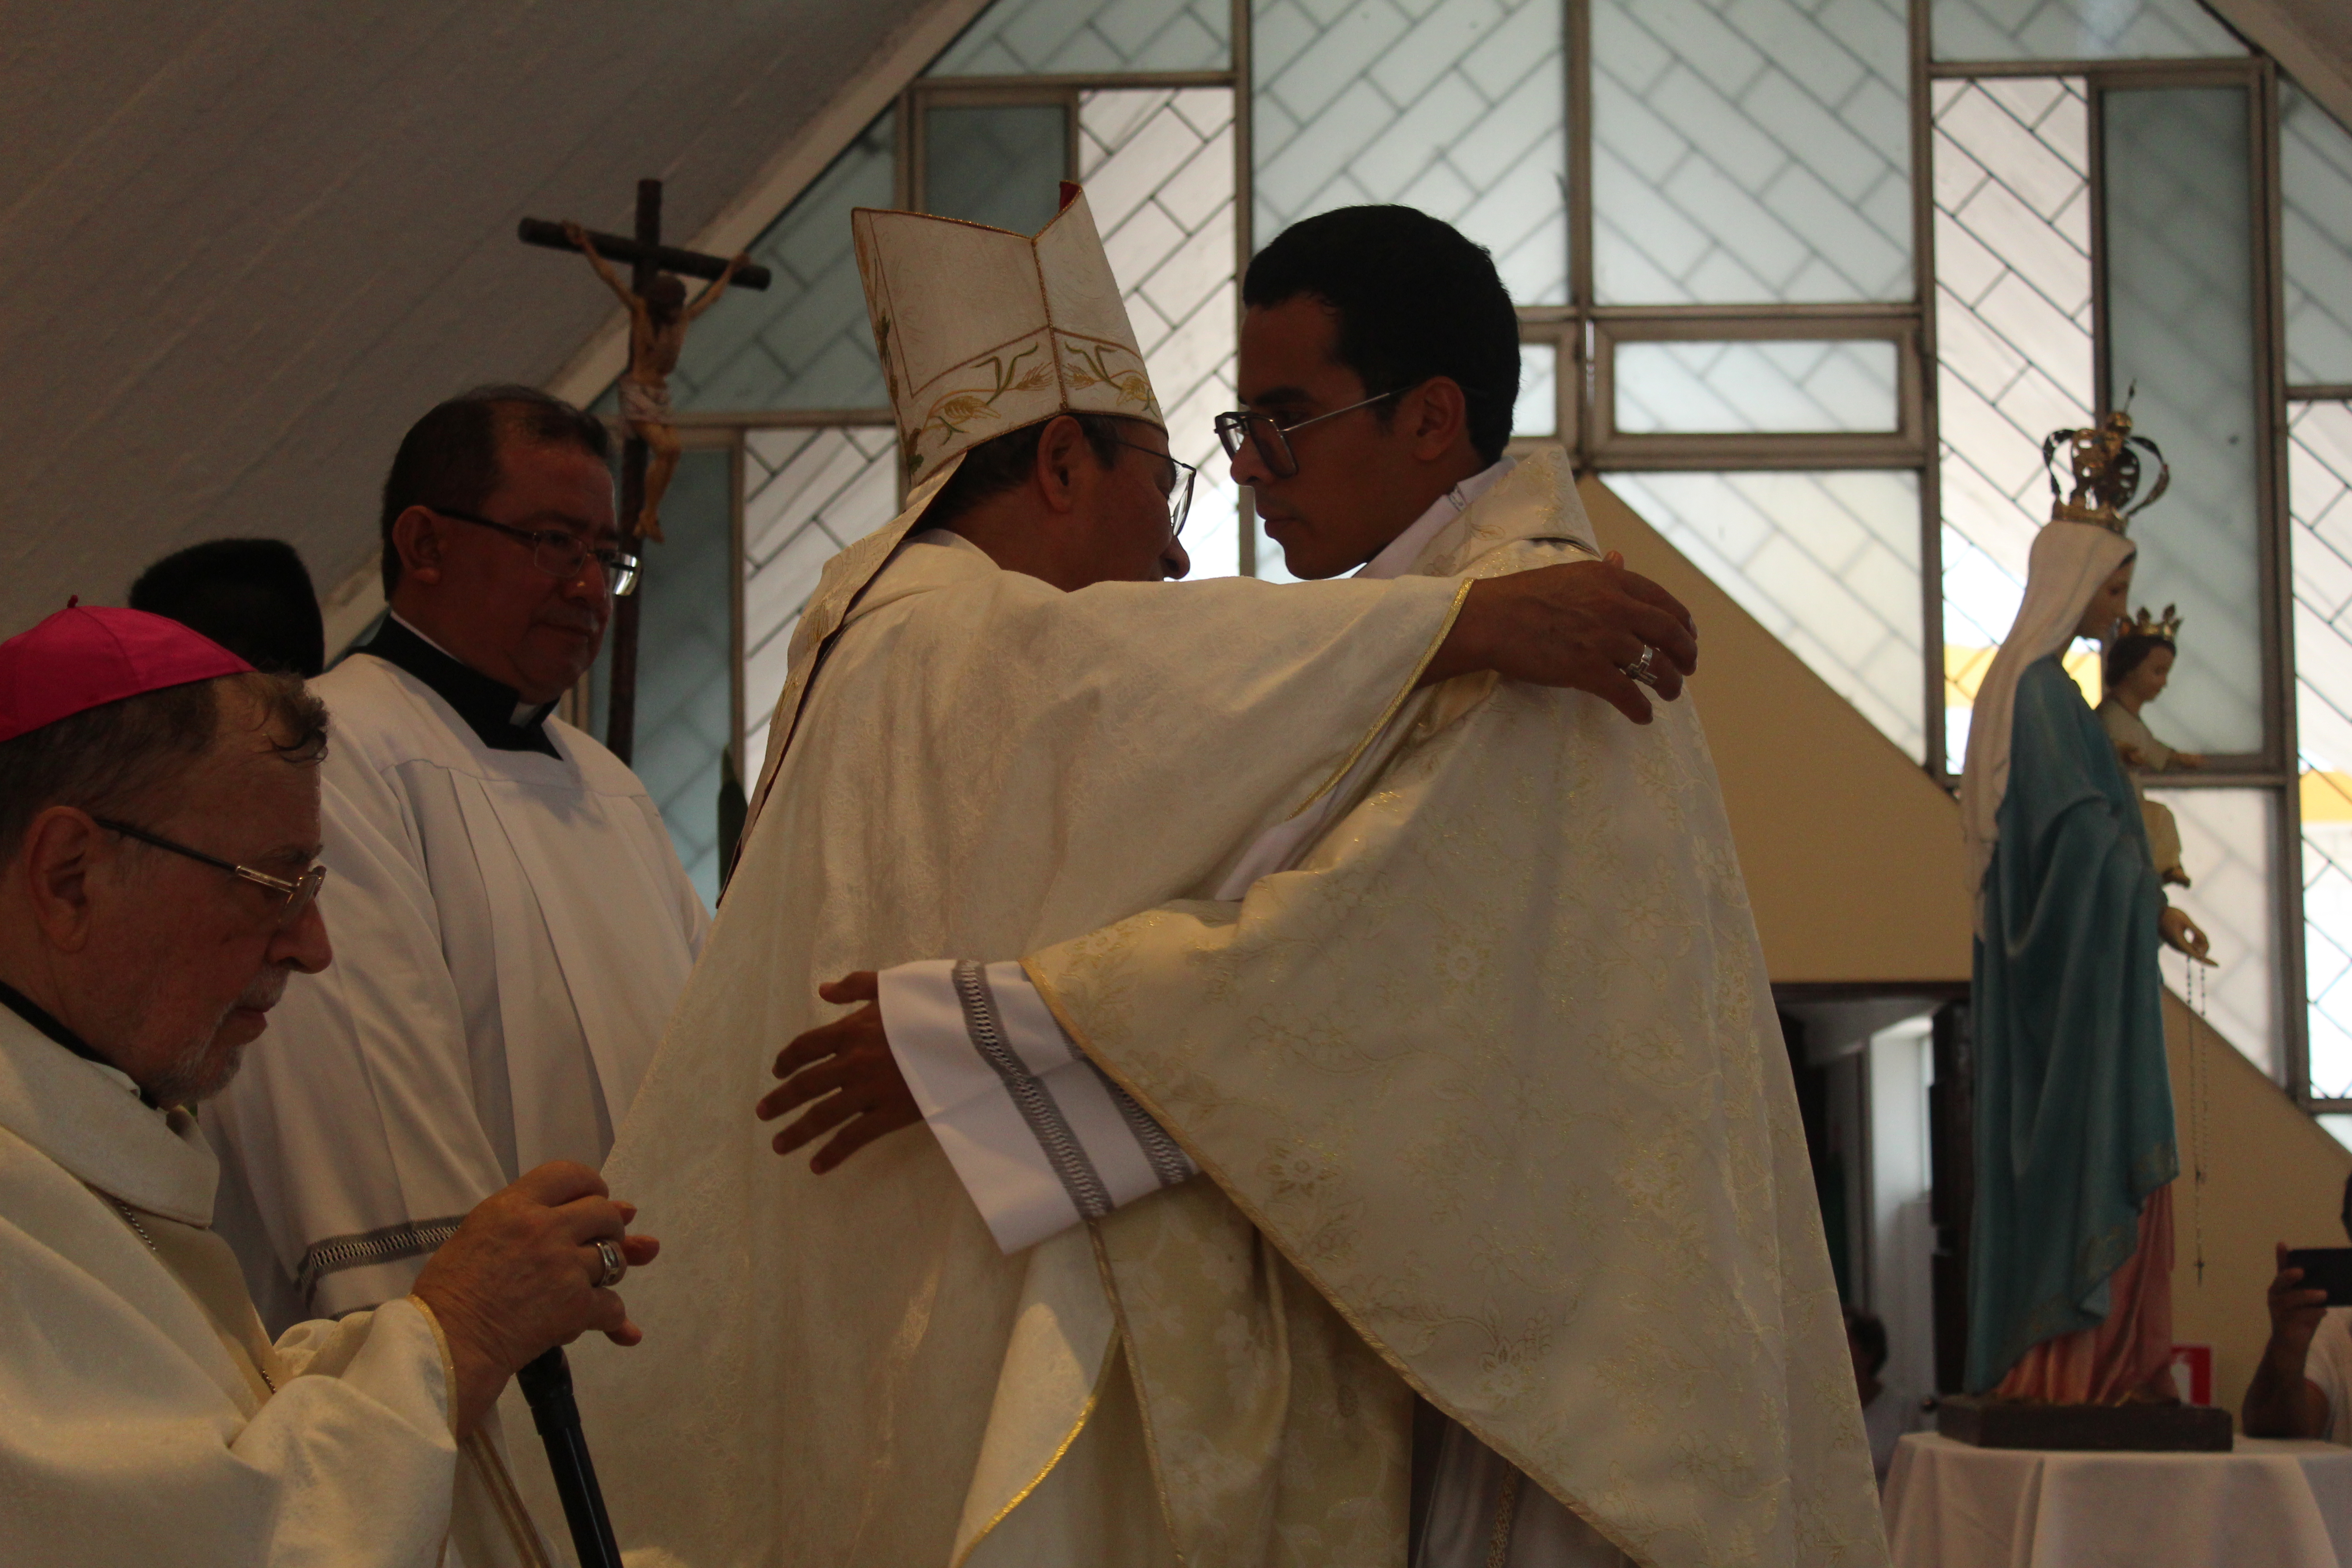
[
  {"xmin": 0, "ymin": 1004, "xmax": 549, "ymax": 1567},
  {"xmin": 207, "ymin": 646, "xmax": 708, "ymax": 1323}
]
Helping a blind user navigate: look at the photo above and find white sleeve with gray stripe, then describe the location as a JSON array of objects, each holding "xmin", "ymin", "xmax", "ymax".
[{"xmin": 877, "ymin": 958, "xmax": 1197, "ymax": 1253}]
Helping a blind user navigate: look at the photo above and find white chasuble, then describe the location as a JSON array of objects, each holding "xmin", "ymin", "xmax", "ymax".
[
  {"xmin": 0, "ymin": 1008, "xmax": 549, "ymax": 1567},
  {"xmin": 207, "ymin": 650, "xmax": 708, "ymax": 1323},
  {"xmin": 577, "ymin": 465, "xmax": 1469, "ymax": 1568}
]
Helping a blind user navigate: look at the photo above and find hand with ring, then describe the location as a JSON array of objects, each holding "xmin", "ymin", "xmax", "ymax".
[{"xmin": 411, "ymin": 1160, "xmax": 661, "ymax": 1437}]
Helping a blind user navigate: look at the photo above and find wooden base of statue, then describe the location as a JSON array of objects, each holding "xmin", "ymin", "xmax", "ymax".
[{"xmin": 1936, "ymin": 1394, "xmax": 2233, "ymax": 1452}]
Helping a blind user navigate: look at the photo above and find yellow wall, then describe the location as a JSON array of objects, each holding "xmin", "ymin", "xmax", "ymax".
[
  {"xmin": 2167, "ymin": 994, "xmax": 2352, "ymax": 1423},
  {"xmin": 1581, "ymin": 476, "xmax": 1975, "ymax": 984}
]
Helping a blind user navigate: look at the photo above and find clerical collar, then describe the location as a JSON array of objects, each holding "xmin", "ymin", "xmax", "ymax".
[
  {"xmin": 1355, "ymin": 460, "xmax": 1516, "ymax": 581},
  {"xmin": 0, "ymin": 978, "xmax": 157, "ymax": 1107},
  {"xmin": 361, "ymin": 616, "xmax": 562, "ymax": 757}
]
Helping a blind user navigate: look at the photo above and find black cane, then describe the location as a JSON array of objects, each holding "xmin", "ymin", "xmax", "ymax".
[{"xmin": 516, "ymin": 1347, "xmax": 622, "ymax": 1568}]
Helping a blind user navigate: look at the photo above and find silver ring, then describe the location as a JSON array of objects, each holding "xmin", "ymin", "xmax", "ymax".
[
  {"xmin": 1620, "ymin": 645, "xmax": 1659, "ymax": 688},
  {"xmin": 593, "ymin": 1238, "xmax": 626, "ymax": 1290}
]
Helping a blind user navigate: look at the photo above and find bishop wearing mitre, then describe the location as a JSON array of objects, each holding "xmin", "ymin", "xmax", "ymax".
[{"xmin": 578, "ymin": 191, "xmax": 1882, "ymax": 1568}]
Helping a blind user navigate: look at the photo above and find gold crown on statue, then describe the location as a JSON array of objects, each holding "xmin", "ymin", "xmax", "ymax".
[
  {"xmin": 2042, "ymin": 403, "xmax": 2171, "ymax": 534},
  {"xmin": 2122, "ymin": 603, "xmax": 2183, "ymax": 642}
]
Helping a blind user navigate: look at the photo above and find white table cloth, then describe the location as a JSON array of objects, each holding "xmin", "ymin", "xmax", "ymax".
[{"xmin": 1883, "ymin": 1431, "xmax": 2352, "ymax": 1568}]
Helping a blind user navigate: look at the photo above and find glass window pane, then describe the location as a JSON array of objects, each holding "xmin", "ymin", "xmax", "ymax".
[
  {"xmin": 1252, "ymin": 0, "xmax": 1568, "ymax": 306},
  {"xmin": 587, "ymin": 451, "xmax": 734, "ymax": 906},
  {"xmin": 1930, "ymin": 0, "xmax": 2244, "ymax": 61},
  {"xmin": 2284, "ymin": 83, "xmax": 2352, "ymax": 388},
  {"xmin": 1606, "ymin": 469, "xmax": 1925, "ymax": 760},
  {"xmin": 2294, "ymin": 403, "xmax": 2352, "ymax": 1093},
  {"xmin": 1591, "ymin": 0, "xmax": 1911, "ymax": 305},
  {"xmin": 926, "ymin": 103, "xmax": 1070, "ymax": 235},
  {"xmin": 1082, "ymin": 87, "xmax": 1243, "ymax": 580},
  {"xmin": 929, "ymin": 0, "xmax": 1231, "ymax": 75},
  {"xmin": 1613, "ymin": 339, "xmax": 1898, "ymax": 434},
  {"xmin": 2104, "ymin": 85, "xmax": 2261, "ymax": 756},
  {"xmin": 1932, "ymin": 77, "xmax": 2093, "ymax": 764},
  {"xmin": 1515, "ymin": 341, "xmax": 1558, "ymax": 438},
  {"xmin": 2147, "ymin": 786, "xmax": 2276, "ymax": 1076},
  {"xmin": 740, "ymin": 427, "xmax": 901, "ymax": 769},
  {"xmin": 630, "ymin": 114, "xmax": 894, "ymax": 414}
]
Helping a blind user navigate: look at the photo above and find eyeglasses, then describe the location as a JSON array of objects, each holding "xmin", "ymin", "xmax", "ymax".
[
  {"xmin": 430, "ymin": 507, "xmax": 640, "ymax": 597},
  {"xmin": 1105, "ymin": 439, "xmax": 1197, "ymax": 539},
  {"xmin": 94, "ymin": 818, "xmax": 328, "ymax": 931},
  {"xmin": 1213, "ymin": 388, "xmax": 1411, "ymax": 480}
]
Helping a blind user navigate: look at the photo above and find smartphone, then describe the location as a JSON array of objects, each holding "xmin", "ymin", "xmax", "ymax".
[{"xmin": 2288, "ymin": 1247, "xmax": 2352, "ymax": 1306}]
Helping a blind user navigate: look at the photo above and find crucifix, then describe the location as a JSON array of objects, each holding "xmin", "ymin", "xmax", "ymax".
[{"xmin": 519, "ymin": 179, "xmax": 770, "ymax": 763}]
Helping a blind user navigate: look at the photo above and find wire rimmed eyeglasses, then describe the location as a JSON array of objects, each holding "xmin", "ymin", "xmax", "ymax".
[
  {"xmin": 1212, "ymin": 388, "xmax": 1410, "ymax": 480},
  {"xmin": 429, "ymin": 506, "xmax": 640, "ymax": 597},
  {"xmin": 1104, "ymin": 438, "xmax": 1197, "ymax": 539},
  {"xmin": 94, "ymin": 818, "xmax": 327, "ymax": 931}
]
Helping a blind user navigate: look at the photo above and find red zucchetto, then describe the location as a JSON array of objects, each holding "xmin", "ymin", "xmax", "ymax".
[{"xmin": 0, "ymin": 601, "xmax": 253, "ymax": 744}]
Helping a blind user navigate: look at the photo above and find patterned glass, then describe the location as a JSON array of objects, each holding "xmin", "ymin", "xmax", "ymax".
[
  {"xmin": 1082, "ymin": 86, "xmax": 1243, "ymax": 580},
  {"xmin": 2283, "ymin": 83, "xmax": 2352, "ymax": 388},
  {"xmin": 2150, "ymin": 786, "xmax": 2276, "ymax": 1076},
  {"xmin": 1515, "ymin": 341, "xmax": 1558, "ymax": 439},
  {"xmin": 659, "ymin": 115, "xmax": 894, "ymax": 413},
  {"xmin": 1252, "ymin": 0, "xmax": 1568, "ymax": 306},
  {"xmin": 1932, "ymin": 76, "xmax": 2093, "ymax": 765},
  {"xmin": 2295, "ymin": 403, "xmax": 2352, "ymax": 1095},
  {"xmin": 929, "ymin": 0, "xmax": 1230, "ymax": 75},
  {"xmin": 2104, "ymin": 85, "xmax": 2261, "ymax": 756},
  {"xmin": 1591, "ymin": 0, "xmax": 1910, "ymax": 305},
  {"xmin": 1931, "ymin": 0, "xmax": 2243, "ymax": 62},
  {"xmin": 1613, "ymin": 339, "xmax": 1899, "ymax": 434},
  {"xmin": 1605, "ymin": 469, "xmax": 1925, "ymax": 760},
  {"xmin": 588, "ymin": 450, "xmax": 735, "ymax": 905},
  {"xmin": 740, "ymin": 427, "xmax": 901, "ymax": 769},
  {"xmin": 926, "ymin": 103, "xmax": 1069, "ymax": 235}
]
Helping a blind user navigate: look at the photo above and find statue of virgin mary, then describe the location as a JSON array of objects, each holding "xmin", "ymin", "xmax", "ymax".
[{"xmin": 1957, "ymin": 415, "xmax": 2210, "ymax": 1401}]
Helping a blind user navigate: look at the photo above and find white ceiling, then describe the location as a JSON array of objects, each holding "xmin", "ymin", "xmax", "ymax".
[{"xmin": 0, "ymin": 0, "xmax": 933, "ymax": 635}]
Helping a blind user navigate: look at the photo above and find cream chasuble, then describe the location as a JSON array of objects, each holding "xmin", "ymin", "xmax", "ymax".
[
  {"xmin": 0, "ymin": 1005, "xmax": 549, "ymax": 1567},
  {"xmin": 207, "ymin": 647, "xmax": 708, "ymax": 1323}
]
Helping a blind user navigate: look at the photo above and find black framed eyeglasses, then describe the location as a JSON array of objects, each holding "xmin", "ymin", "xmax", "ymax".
[
  {"xmin": 1105, "ymin": 439, "xmax": 1197, "ymax": 539},
  {"xmin": 430, "ymin": 507, "xmax": 640, "ymax": 597},
  {"xmin": 94, "ymin": 818, "xmax": 327, "ymax": 931},
  {"xmin": 1213, "ymin": 387, "xmax": 1411, "ymax": 480}
]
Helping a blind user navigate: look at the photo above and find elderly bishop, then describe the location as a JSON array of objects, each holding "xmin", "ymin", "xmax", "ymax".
[{"xmin": 583, "ymin": 191, "xmax": 1882, "ymax": 1568}]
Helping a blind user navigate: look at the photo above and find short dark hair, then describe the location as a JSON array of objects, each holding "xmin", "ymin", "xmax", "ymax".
[
  {"xmin": 923, "ymin": 412, "xmax": 1130, "ymax": 529},
  {"xmin": 0, "ymin": 673, "xmax": 328, "ymax": 861},
  {"xmin": 379, "ymin": 385, "xmax": 612, "ymax": 595},
  {"xmin": 1242, "ymin": 206, "xmax": 1521, "ymax": 464},
  {"xmin": 129, "ymin": 539, "xmax": 326, "ymax": 678},
  {"xmin": 2105, "ymin": 631, "xmax": 2176, "ymax": 689}
]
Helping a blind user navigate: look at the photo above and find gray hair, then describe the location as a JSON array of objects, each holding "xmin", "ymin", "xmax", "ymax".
[{"xmin": 0, "ymin": 672, "xmax": 328, "ymax": 859}]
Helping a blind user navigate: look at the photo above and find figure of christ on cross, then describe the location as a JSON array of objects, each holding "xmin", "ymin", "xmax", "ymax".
[{"xmin": 562, "ymin": 220, "xmax": 747, "ymax": 543}]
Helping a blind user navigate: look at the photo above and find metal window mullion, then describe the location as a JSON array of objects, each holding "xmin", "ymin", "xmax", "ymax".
[
  {"xmin": 1568, "ymin": 0, "xmax": 1592, "ymax": 466},
  {"xmin": 1233, "ymin": 0, "xmax": 1257, "ymax": 577},
  {"xmin": 1912, "ymin": 0, "xmax": 1947, "ymax": 784},
  {"xmin": 730, "ymin": 429, "xmax": 747, "ymax": 791}
]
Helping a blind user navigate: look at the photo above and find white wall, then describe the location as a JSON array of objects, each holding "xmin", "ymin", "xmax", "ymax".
[{"xmin": 1867, "ymin": 1014, "xmax": 1937, "ymax": 1406}]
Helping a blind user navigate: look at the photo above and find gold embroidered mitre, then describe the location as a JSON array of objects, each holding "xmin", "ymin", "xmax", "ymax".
[{"xmin": 853, "ymin": 184, "xmax": 1165, "ymax": 482}]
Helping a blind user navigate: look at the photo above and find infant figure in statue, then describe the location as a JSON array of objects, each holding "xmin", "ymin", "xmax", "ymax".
[
  {"xmin": 2098, "ymin": 605, "xmax": 2200, "ymax": 887},
  {"xmin": 1958, "ymin": 411, "xmax": 2212, "ymax": 1406}
]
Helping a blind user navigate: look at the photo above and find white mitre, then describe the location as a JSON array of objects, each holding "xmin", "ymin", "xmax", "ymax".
[
  {"xmin": 744, "ymin": 184, "xmax": 1163, "ymax": 830},
  {"xmin": 854, "ymin": 183, "xmax": 1165, "ymax": 484}
]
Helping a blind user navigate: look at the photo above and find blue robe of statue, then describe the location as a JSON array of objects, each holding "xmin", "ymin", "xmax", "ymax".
[{"xmin": 1967, "ymin": 654, "xmax": 2178, "ymax": 1392}]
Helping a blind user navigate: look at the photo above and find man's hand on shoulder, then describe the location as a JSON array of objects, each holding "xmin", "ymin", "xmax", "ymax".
[
  {"xmin": 411, "ymin": 1161, "xmax": 659, "ymax": 1436},
  {"xmin": 757, "ymin": 971, "xmax": 923, "ymax": 1174},
  {"xmin": 1426, "ymin": 552, "xmax": 1699, "ymax": 724}
]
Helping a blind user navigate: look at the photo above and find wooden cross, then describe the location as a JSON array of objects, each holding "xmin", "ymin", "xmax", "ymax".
[{"xmin": 518, "ymin": 179, "xmax": 772, "ymax": 763}]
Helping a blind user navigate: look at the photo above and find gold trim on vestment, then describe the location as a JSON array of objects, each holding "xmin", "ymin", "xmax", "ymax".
[
  {"xmin": 406, "ymin": 1293, "xmax": 461, "ymax": 1437},
  {"xmin": 949, "ymin": 1322, "xmax": 1127, "ymax": 1568},
  {"xmin": 1285, "ymin": 576, "xmax": 1473, "ymax": 822},
  {"xmin": 465, "ymin": 1430, "xmax": 557, "ymax": 1568},
  {"xmin": 1086, "ymin": 1225, "xmax": 1191, "ymax": 1559},
  {"xmin": 1019, "ymin": 968, "xmax": 1657, "ymax": 1568}
]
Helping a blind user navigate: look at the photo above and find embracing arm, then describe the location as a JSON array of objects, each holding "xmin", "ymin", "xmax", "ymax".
[{"xmin": 1422, "ymin": 555, "xmax": 1697, "ymax": 723}]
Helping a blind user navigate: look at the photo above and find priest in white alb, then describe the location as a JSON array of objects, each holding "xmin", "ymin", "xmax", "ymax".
[
  {"xmin": 0, "ymin": 603, "xmax": 661, "ymax": 1567},
  {"xmin": 208, "ymin": 386, "xmax": 708, "ymax": 1327},
  {"xmin": 581, "ymin": 193, "xmax": 1883, "ymax": 1568}
]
